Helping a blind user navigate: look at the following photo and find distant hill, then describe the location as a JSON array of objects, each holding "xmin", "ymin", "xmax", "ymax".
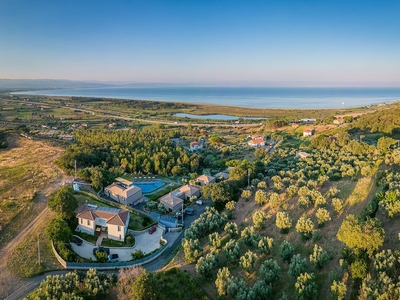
[{"xmin": 0, "ymin": 79, "xmax": 115, "ymax": 90}]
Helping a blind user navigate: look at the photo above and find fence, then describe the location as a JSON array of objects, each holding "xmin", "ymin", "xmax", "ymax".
[{"xmin": 51, "ymin": 241, "xmax": 169, "ymax": 270}]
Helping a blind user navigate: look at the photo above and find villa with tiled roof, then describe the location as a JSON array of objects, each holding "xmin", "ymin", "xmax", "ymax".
[
  {"xmin": 76, "ymin": 204, "xmax": 130, "ymax": 241},
  {"xmin": 104, "ymin": 183, "xmax": 143, "ymax": 205}
]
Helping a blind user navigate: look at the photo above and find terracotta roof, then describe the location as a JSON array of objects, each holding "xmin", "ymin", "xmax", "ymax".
[
  {"xmin": 248, "ymin": 138, "xmax": 265, "ymax": 145},
  {"xmin": 196, "ymin": 174, "xmax": 215, "ymax": 183},
  {"xmin": 76, "ymin": 204, "xmax": 96, "ymax": 221},
  {"xmin": 178, "ymin": 184, "xmax": 200, "ymax": 195},
  {"xmin": 190, "ymin": 141, "xmax": 199, "ymax": 146},
  {"xmin": 76, "ymin": 204, "xmax": 129, "ymax": 226}
]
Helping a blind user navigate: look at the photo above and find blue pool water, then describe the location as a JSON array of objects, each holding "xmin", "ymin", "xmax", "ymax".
[{"xmin": 132, "ymin": 181, "xmax": 164, "ymax": 193}]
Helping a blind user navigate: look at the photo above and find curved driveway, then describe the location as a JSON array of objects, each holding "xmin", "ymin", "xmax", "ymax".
[{"xmin": 71, "ymin": 227, "xmax": 163, "ymax": 261}]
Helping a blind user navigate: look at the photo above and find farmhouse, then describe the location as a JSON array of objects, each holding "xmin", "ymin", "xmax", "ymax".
[
  {"xmin": 248, "ymin": 137, "xmax": 265, "ymax": 148},
  {"xmin": 196, "ymin": 174, "xmax": 216, "ymax": 186},
  {"xmin": 190, "ymin": 141, "xmax": 201, "ymax": 151},
  {"xmin": 303, "ymin": 129, "xmax": 315, "ymax": 137},
  {"xmin": 76, "ymin": 204, "xmax": 130, "ymax": 241},
  {"xmin": 159, "ymin": 184, "xmax": 200, "ymax": 212},
  {"xmin": 104, "ymin": 183, "xmax": 143, "ymax": 206}
]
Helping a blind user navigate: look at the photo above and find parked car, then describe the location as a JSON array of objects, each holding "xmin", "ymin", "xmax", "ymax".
[
  {"xmin": 148, "ymin": 225, "xmax": 157, "ymax": 234},
  {"xmin": 196, "ymin": 199, "xmax": 203, "ymax": 205},
  {"xmin": 93, "ymin": 246, "xmax": 110, "ymax": 255},
  {"xmin": 184, "ymin": 208, "xmax": 194, "ymax": 215},
  {"xmin": 108, "ymin": 253, "xmax": 119, "ymax": 263},
  {"xmin": 175, "ymin": 212, "xmax": 183, "ymax": 220},
  {"xmin": 72, "ymin": 236, "xmax": 83, "ymax": 246}
]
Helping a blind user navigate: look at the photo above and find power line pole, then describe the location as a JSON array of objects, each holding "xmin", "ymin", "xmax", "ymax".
[{"xmin": 38, "ymin": 234, "xmax": 41, "ymax": 265}]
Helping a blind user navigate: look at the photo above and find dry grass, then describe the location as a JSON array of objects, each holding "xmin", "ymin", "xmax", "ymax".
[{"xmin": 0, "ymin": 135, "xmax": 64, "ymax": 234}]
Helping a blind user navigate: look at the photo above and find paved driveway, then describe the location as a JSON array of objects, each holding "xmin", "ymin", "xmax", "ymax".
[{"xmin": 71, "ymin": 226, "xmax": 163, "ymax": 262}]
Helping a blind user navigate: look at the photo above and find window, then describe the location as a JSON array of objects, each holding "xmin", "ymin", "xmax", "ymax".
[
  {"xmin": 118, "ymin": 225, "xmax": 121, "ymax": 232},
  {"xmin": 87, "ymin": 220, "xmax": 90, "ymax": 226},
  {"xmin": 80, "ymin": 218, "xmax": 83, "ymax": 224}
]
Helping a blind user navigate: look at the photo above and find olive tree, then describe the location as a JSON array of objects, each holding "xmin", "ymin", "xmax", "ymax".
[
  {"xmin": 295, "ymin": 272, "xmax": 318, "ymax": 300},
  {"xmin": 295, "ymin": 216, "xmax": 314, "ymax": 240},
  {"xmin": 288, "ymin": 254, "xmax": 307, "ymax": 278},
  {"xmin": 276, "ymin": 212, "xmax": 292, "ymax": 234},
  {"xmin": 215, "ymin": 267, "xmax": 231, "ymax": 296},
  {"xmin": 315, "ymin": 208, "xmax": 331, "ymax": 226},
  {"xmin": 240, "ymin": 250, "xmax": 258, "ymax": 271},
  {"xmin": 337, "ymin": 214, "xmax": 385, "ymax": 257},
  {"xmin": 255, "ymin": 190, "xmax": 268, "ymax": 205},
  {"xmin": 253, "ymin": 210, "xmax": 268, "ymax": 229},
  {"xmin": 260, "ymin": 259, "xmax": 282, "ymax": 284},
  {"xmin": 278, "ymin": 240, "xmax": 294, "ymax": 263}
]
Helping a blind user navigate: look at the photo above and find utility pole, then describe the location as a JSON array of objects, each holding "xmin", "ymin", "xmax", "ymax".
[{"xmin": 38, "ymin": 234, "xmax": 41, "ymax": 265}]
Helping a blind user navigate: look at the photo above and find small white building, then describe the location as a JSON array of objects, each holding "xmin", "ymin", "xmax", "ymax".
[
  {"xmin": 190, "ymin": 141, "xmax": 202, "ymax": 151},
  {"xmin": 303, "ymin": 129, "xmax": 314, "ymax": 137}
]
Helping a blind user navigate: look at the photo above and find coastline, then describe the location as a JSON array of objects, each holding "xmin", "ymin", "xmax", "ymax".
[{"xmin": 11, "ymin": 87, "xmax": 400, "ymax": 110}]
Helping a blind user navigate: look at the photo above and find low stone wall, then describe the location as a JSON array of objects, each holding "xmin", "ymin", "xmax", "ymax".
[{"xmin": 51, "ymin": 241, "xmax": 67, "ymax": 268}]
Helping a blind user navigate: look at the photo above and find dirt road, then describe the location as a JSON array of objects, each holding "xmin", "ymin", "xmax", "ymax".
[{"xmin": 0, "ymin": 171, "xmax": 72, "ymax": 299}]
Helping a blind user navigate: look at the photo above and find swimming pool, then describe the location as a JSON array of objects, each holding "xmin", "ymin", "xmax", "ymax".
[{"xmin": 131, "ymin": 180, "xmax": 164, "ymax": 193}]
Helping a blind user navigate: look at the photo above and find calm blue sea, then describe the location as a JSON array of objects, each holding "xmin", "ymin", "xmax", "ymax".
[{"xmin": 14, "ymin": 87, "xmax": 400, "ymax": 109}]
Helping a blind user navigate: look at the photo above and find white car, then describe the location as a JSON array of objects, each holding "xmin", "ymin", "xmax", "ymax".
[{"xmin": 196, "ymin": 200, "xmax": 203, "ymax": 205}]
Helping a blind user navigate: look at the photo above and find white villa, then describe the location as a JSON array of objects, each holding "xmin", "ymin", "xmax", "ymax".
[{"xmin": 76, "ymin": 204, "xmax": 130, "ymax": 241}]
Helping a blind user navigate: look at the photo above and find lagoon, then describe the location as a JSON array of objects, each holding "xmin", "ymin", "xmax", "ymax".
[{"xmin": 173, "ymin": 113, "xmax": 265, "ymax": 121}]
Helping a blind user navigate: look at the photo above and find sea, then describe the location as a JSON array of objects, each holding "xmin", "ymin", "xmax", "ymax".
[{"xmin": 14, "ymin": 87, "xmax": 400, "ymax": 109}]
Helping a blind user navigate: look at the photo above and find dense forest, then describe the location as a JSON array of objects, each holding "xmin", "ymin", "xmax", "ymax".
[{"xmin": 56, "ymin": 128, "xmax": 206, "ymax": 189}]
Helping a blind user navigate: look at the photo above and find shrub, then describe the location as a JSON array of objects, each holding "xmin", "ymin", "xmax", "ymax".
[
  {"xmin": 95, "ymin": 251, "xmax": 108, "ymax": 263},
  {"xmin": 331, "ymin": 198, "xmax": 343, "ymax": 213},
  {"xmin": 131, "ymin": 249, "xmax": 145, "ymax": 260},
  {"xmin": 255, "ymin": 190, "xmax": 268, "ymax": 205}
]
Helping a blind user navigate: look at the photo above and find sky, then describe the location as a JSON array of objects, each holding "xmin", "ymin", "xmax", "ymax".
[{"xmin": 0, "ymin": 0, "xmax": 400, "ymax": 87}]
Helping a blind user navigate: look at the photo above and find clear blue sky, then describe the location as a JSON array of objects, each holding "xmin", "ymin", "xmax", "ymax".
[{"xmin": 0, "ymin": 0, "xmax": 399, "ymax": 86}]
